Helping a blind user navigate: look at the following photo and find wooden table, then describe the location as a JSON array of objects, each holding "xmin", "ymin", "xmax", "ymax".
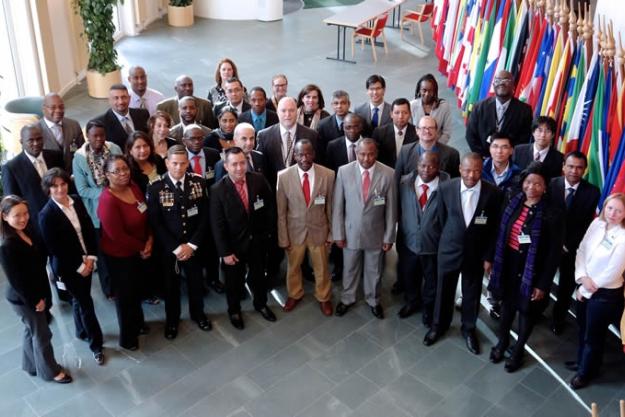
[{"xmin": 323, "ymin": 0, "xmax": 406, "ymax": 64}]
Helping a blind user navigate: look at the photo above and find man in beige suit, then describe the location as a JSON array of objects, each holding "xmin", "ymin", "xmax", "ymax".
[
  {"xmin": 332, "ymin": 138, "xmax": 397, "ymax": 319},
  {"xmin": 277, "ymin": 139, "xmax": 335, "ymax": 316}
]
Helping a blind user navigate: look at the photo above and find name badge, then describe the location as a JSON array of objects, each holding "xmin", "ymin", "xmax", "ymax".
[
  {"xmin": 205, "ymin": 169, "xmax": 215, "ymax": 180},
  {"xmin": 137, "ymin": 202, "xmax": 147, "ymax": 213},
  {"xmin": 254, "ymin": 197, "xmax": 264, "ymax": 211},
  {"xmin": 373, "ymin": 196, "xmax": 386, "ymax": 206},
  {"xmin": 518, "ymin": 233, "xmax": 531, "ymax": 244},
  {"xmin": 314, "ymin": 195, "xmax": 326, "ymax": 205},
  {"xmin": 56, "ymin": 280, "xmax": 67, "ymax": 291},
  {"xmin": 474, "ymin": 211, "xmax": 487, "ymax": 225},
  {"xmin": 600, "ymin": 236, "xmax": 614, "ymax": 250},
  {"xmin": 187, "ymin": 206, "xmax": 199, "ymax": 217}
]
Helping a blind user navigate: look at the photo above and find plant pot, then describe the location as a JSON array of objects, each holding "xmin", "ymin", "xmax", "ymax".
[
  {"xmin": 86, "ymin": 69, "xmax": 122, "ymax": 99},
  {"xmin": 168, "ymin": 5, "xmax": 194, "ymax": 27}
]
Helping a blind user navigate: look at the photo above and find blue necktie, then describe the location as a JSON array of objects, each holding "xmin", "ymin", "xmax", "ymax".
[
  {"xmin": 371, "ymin": 107, "xmax": 379, "ymax": 128},
  {"xmin": 565, "ymin": 187, "xmax": 575, "ymax": 209}
]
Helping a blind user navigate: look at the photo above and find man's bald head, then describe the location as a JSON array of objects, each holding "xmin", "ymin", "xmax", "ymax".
[
  {"xmin": 42, "ymin": 93, "xmax": 64, "ymax": 123},
  {"xmin": 174, "ymin": 75, "xmax": 194, "ymax": 98},
  {"xmin": 128, "ymin": 66, "xmax": 147, "ymax": 95}
]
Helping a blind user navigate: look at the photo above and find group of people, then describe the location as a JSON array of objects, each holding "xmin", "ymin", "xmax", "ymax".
[{"xmin": 0, "ymin": 60, "xmax": 623, "ymax": 392}]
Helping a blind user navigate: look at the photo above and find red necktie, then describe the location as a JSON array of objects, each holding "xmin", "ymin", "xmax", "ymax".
[
  {"xmin": 302, "ymin": 172, "xmax": 311, "ymax": 206},
  {"xmin": 192, "ymin": 155, "xmax": 202, "ymax": 175},
  {"xmin": 419, "ymin": 183, "xmax": 429, "ymax": 209},
  {"xmin": 362, "ymin": 170, "xmax": 370, "ymax": 201},
  {"xmin": 235, "ymin": 180, "xmax": 249, "ymax": 212}
]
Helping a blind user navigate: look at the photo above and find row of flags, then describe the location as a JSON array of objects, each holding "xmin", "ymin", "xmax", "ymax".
[{"xmin": 431, "ymin": 0, "xmax": 625, "ymax": 207}]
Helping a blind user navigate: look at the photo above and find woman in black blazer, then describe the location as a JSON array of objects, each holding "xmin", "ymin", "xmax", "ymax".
[
  {"xmin": 38, "ymin": 168, "xmax": 105, "ymax": 365},
  {"xmin": 0, "ymin": 195, "xmax": 72, "ymax": 383}
]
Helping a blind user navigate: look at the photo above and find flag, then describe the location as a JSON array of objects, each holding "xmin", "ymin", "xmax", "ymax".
[
  {"xmin": 585, "ymin": 62, "xmax": 606, "ymax": 190},
  {"xmin": 505, "ymin": 0, "xmax": 528, "ymax": 78},
  {"xmin": 543, "ymin": 34, "xmax": 573, "ymax": 120},
  {"xmin": 516, "ymin": 11, "xmax": 546, "ymax": 100},
  {"xmin": 480, "ymin": 0, "xmax": 513, "ymax": 99},
  {"xmin": 558, "ymin": 39, "xmax": 586, "ymax": 150}
]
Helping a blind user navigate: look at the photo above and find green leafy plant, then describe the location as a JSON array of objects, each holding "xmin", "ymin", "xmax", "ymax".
[
  {"xmin": 74, "ymin": 0, "xmax": 121, "ymax": 74},
  {"xmin": 169, "ymin": 0, "xmax": 193, "ymax": 6}
]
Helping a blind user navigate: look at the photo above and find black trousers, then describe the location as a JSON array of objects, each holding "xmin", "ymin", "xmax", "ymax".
[
  {"xmin": 62, "ymin": 273, "xmax": 103, "ymax": 353},
  {"xmin": 552, "ymin": 250, "xmax": 576, "ymax": 325},
  {"xmin": 95, "ymin": 228, "xmax": 112, "ymax": 297},
  {"xmin": 106, "ymin": 254, "xmax": 145, "ymax": 348},
  {"xmin": 434, "ymin": 260, "xmax": 484, "ymax": 334},
  {"xmin": 399, "ymin": 244, "xmax": 438, "ymax": 315},
  {"xmin": 203, "ymin": 238, "xmax": 220, "ymax": 286},
  {"xmin": 221, "ymin": 241, "xmax": 269, "ymax": 315},
  {"xmin": 576, "ymin": 287, "xmax": 624, "ymax": 379},
  {"xmin": 330, "ymin": 243, "xmax": 343, "ymax": 276},
  {"xmin": 163, "ymin": 255, "xmax": 206, "ymax": 326}
]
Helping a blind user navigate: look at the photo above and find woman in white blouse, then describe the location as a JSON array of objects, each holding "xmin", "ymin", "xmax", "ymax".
[{"xmin": 570, "ymin": 193, "xmax": 625, "ymax": 389}]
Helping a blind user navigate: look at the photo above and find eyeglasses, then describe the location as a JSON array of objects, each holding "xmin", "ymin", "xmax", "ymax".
[
  {"xmin": 273, "ymin": 83, "xmax": 287, "ymax": 88},
  {"xmin": 493, "ymin": 78, "xmax": 513, "ymax": 86},
  {"xmin": 107, "ymin": 167, "xmax": 130, "ymax": 175},
  {"xmin": 418, "ymin": 126, "xmax": 436, "ymax": 131}
]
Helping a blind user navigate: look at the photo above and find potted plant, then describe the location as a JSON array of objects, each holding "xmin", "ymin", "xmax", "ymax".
[
  {"xmin": 74, "ymin": 0, "xmax": 122, "ymax": 98},
  {"xmin": 168, "ymin": 0, "xmax": 194, "ymax": 27}
]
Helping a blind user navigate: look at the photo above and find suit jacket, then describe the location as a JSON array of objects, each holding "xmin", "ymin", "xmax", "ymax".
[
  {"xmin": 186, "ymin": 147, "xmax": 221, "ymax": 188},
  {"xmin": 256, "ymin": 123, "xmax": 319, "ymax": 188},
  {"xmin": 277, "ymin": 164, "xmax": 335, "ymax": 247},
  {"xmin": 156, "ymin": 96, "xmax": 218, "ymax": 129},
  {"xmin": 394, "ymin": 141, "xmax": 461, "ymax": 186},
  {"xmin": 169, "ymin": 122, "xmax": 211, "ymax": 142},
  {"xmin": 372, "ymin": 123, "xmax": 418, "ymax": 168},
  {"xmin": 38, "ymin": 196, "xmax": 97, "ymax": 280},
  {"xmin": 210, "ymin": 172, "xmax": 276, "ymax": 257},
  {"xmin": 437, "ymin": 178, "xmax": 503, "ymax": 272},
  {"xmin": 548, "ymin": 177, "xmax": 600, "ymax": 252},
  {"xmin": 332, "ymin": 161, "xmax": 397, "ymax": 249},
  {"xmin": 354, "ymin": 101, "xmax": 392, "ymax": 136},
  {"xmin": 399, "ymin": 171, "xmax": 450, "ymax": 255},
  {"xmin": 513, "ymin": 144, "xmax": 564, "ymax": 180},
  {"xmin": 316, "ymin": 114, "xmax": 344, "ymax": 166},
  {"xmin": 39, "ymin": 117, "xmax": 85, "ymax": 173},
  {"xmin": 466, "ymin": 97, "xmax": 533, "ymax": 157},
  {"xmin": 215, "ymin": 150, "xmax": 266, "ymax": 181},
  {"xmin": 2, "ymin": 150, "xmax": 64, "ymax": 224},
  {"xmin": 94, "ymin": 108, "xmax": 150, "ymax": 150},
  {"xmin": 214, "ymin": 101, "xmax": 251, "ymax": 118},
  {"xmin": 238, "ymin": 109, "xmax": 279, "ymax": 131},
  {"xmin": 325, "ymin": 136, "xmax": 353, "ymax": 173},
  {"xmin": 147, "ymin": 173, "xmax": 210, "ymax": 254}
]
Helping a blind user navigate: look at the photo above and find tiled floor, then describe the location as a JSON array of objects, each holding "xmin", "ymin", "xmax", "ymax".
[{"xmin": 2, "ymin": 3, "xmax": 624, "ymax": 416}]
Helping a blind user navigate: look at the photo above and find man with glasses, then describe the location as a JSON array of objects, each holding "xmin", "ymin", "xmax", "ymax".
[
  {"xmin": 481, "ymin": 133, "xmax": 521, "ymax": 195},
  {"xmin": 355, "ymin": 75, "xmax": 392, "ymax": 136},
  {"xmin": 214, "ymin": 77, "xmax": 251, "ymax": 116},
  {"xmin": 466, "ymin": 70, "xmax": 532, "ymax": 158}
]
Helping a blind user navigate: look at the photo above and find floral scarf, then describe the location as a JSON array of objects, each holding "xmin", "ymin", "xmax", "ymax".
[{"xmin": 86, "ymin": 143, "xmax": 111, "ymax": 187}]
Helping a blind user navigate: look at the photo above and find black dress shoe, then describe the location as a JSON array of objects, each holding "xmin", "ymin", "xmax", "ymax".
[
  {"xmin": 370, "ymin": 304, "xmax": 384, "ymax": 319},
  {"xmin": 489, "ymin": 346, "xmax": 505, "ymax": 363},
  {"xmin": 256, "ymin": 306, "xmax": 277, "ymax": 322},
  {"xmin": 229, "ymin": 313, "xmax": 244, "ymax": 330},
  {"xmin": 165, "ymin": 325, "xmax": 178, "ymax": 340},
  {"xmin": 334, "ymin": 302, "xmax": 353, "ymax": 317},
  {"xmin": 465, "ymin": 332, "xmax": 480, "ymax": 355},
  {"xmin": 197, "ymin": 319, "xmax": 212, "ymax": 331},
  {"xmin": 504, "ymin": 356, "xmax": 523, "ymax": 372},
  {"xmin": 423, "ymin": 329, "xmax": 440, "ymax": 346},
  {"xmin": 94, "ymin": 351, "xmax": 105, "ymax": 365},
  {"xmin": 120, "ymin": 343, "xmax": 138, "ymax": 351},
  {"xmin": 26, "ymin": 370, "xmax": 36, "ymax": 376},
  {"xmin": 390, "ymin": 281, "xmax": 404, "ymax": 295},
  {"xmin": 209, "ymin": 280, "xmax": 225, "ymax": 294},
  {"xmin": 564, "ymin": 360, "xmax": 578, "ymax": 371},
  {"xmin": 397, "ymin": 304, "xmax": 418, "ymax": 319},
  {"xmin": 570, "ymin": 374, "xmax": 589, "ymax": 390}
]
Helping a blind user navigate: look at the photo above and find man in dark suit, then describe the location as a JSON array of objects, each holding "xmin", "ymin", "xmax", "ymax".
[
  {"xmin": 316, "ymin": 90, "xmax": 351, "ymax": 166},
  {"xmin": 549, "ymin": 151, "xmax": 601, "ymax": 334},
  {"xmin": 213, "ymin": 77, "xmax": 251, "ymax": 117},
  {"xmin": 466, "ymin": 70, "xmax": 532, "ymax": 157},
  {"xmin": 215, "ymin": 123, "xmax": 266, "ymax": 181},
  {"xmin": 325, "ymin": 113, "xmax": 364, "ymax": 174},
  {"xmin": 94, "ymin": 84, "xmax": 150, "ymax": 150},
  {"xmin": 146, "ymin": 145, "xmax": 213, "ymax": 339},
  {"xmin": 513, "ymin": 116, "xmax": 563, "ymax": 181},
  {"xmin": 238, "ymin": 86, "xmax": 279, "ymax": 132},
  {"xmin": 372, "ymin": 98, "xmax": 418, "ymax": 168},
  {"xmin": 39, "ymin": 93, "xmax": 84, "ymax": 173},
  {"xmin": 397, "ymin": 151, "xmax": 449, "ymax": 325},
  {"xmin": 354, "ymin": 74, "xmax": 392, "ymax": 136},
  {"xmin": 257, "ymin": 97, "xmax": 319, "ymax": 189},
  {"xmin": 424, "ymin": 152, "xmax": 503, "ymax": 354},
  {"xmin": 169, "ymin": 97, "xmax": 211, "ymax": 141},
  {"xmin": 157, "ymin": 75, "xmax": 217, "ymax": 128},
  {"xmin": 210, "ymin": 147, "xmax": 277, "ymax": 330}
]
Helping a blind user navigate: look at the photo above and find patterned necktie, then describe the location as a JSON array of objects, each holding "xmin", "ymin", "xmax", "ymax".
[
  {"xmin": 51, "ymin": 123, "xmax": 63, "ymax": 145},
  {"xmin": 235, "ymin": 180, "xmax": 249, "ymax": 212},
  {"xmin": 139, "ymin": 97, "xmax": 146, "ymax": 110},
  {"xmin": 192, "ymin": 155, "xmax": 202, "ymax": 175},
  {"xmin": 34, "ymin": 158, "xmax": 45, "ymax": 178},
  {"xmin": 419, "ymin": 184, "xmax": 429, "ymax": 209},
  {"xmin": 362, "ymin": 170, "xmax": 371, "ymax": 201},
  {"xmin": 284, "ymin": 130, "xmax": 293, "ymax": 166},
  {"xmin": 565, "ymin": 187, "xmax": 575, "ymax": 209},
  {"xmin": 122, "ymin": 116, "xmax": 133, "ymax": 135},
  {"xmin": 371, "ymin": 107, "xmax": 379, "ymax": 128},
  {"xmin": 535, "ymin": 152, "xmax": 541, "ymax": 161},
  {"xmin": 302, "ymin": 172, "xmax": 311, "ymax": 206}
]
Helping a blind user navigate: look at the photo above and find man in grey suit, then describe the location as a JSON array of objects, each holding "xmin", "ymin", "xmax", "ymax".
[
  {"xmin": 397, "ymin": 151, "xmax": 449, "ymax": 326},
  {"xmin": 39, "ymin": 93, "xmax": 85, "ymax": 173},
  {"xmin": 157, "ymin": 75, "xmax": 217, "ymax": 128},
  {"xmin": 333, "ymin": 138, "xmax": 397, "ymax": 319},
  {"xmin": 354, "ymin": 74, "xmax": 392, "ymax": 136}
]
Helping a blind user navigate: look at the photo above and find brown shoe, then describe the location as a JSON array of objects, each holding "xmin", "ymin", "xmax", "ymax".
[
  {"xmin": 320, "ymin": 301, "xmax": 333, "ymax": 316},
  {"xmin": 283, "ymin": 297, "xmax": 302, "ymax": 312}
]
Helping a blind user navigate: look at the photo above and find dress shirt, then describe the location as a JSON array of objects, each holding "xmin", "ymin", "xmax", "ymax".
[
  {"xmin": 279, "ymin": 124, "xmax": 297, "ymax": 162},
  {"xmin": 251, "ymin": 110, "xmax": 267, "ymax": 131},
  {"xmin": 415, "ymin": 176, "xmax": 439, "ymax": 201},
  {"xmin": 417, "ymin": 143, "xmax": 439, "ymax": 156},
  {"xmin": 490, "ymin": 162, "xmax": 510, "ymax": 186},
  {"xmin": 335, "ymin": 115, "xmax": 345, "ymax": 132},
  {"xmin": 563, "ymin": 178, "xmax": 581, "ymax": 198},
  {"xmin": 533, "ymin": 145, "xmax": 549, "ymax": 162},
  {"xmin": 187, "ymin": 149, "xmax": 206, "ymax": 176},
  {"xmin": 345, "ymin": 138, "xmax": 360, "ymax": 162},
  {"xmin": 495, "ymin": 99, "xmax": 511, "ymax": 130},
  {"xmin": 24, "ymin": 152, "xmax": 48, "ymax": 177},
  {"xmin": 460, "ymin": 179, "xmax": 481, "ymax": 227},
  {"xmin": 358, "ymin": 164, "xmax": 375, "ymax": 191},
  {"xmin": 112, "ymin": 109, "xmax": 135, "ymax": 131},
  {"xmin": 297, "ymin": 165, "xmax": 315, "ymax": 198},
  {"xmin": 575, "ymin": 219, "xmax": 625, "ymax": 299},
  {"xmin": 394, "ymin": 124, "xmax": 408, "ymax": 156},
  {"xmin": 51, "ymin": 196, "xmax": 97, "ymax": 274},
  {"xmin": 370, "ymin": 102, "xmax": 386, "ymax": 120},
  {"xmin": 229, "ymin": 101, "xmax": 244, "ymax": 115},
  {"xmin": 129, "ymin": 87, "xmax": 164, "ymax": 115},
  {"xmin": 43, "ymin": 117, "xmax": 63, "ymax": 145}
]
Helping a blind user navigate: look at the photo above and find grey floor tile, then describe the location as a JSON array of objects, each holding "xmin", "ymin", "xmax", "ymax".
[
  {"xmin": 0, "ymin": 398, "xmax": 38, "ymax": 417},
  {"xmin": 331, "ymin": 373, "xmax": 380, "ymax": 410},
  {"xmin": 519, "ymin": 367, "xmax": 560, "ymax": 398},
  {"xmin": 464, "ymin": 361, "xmax": 528, "ymax": 404},
  {"xmin": 495, "ymin": 383, "xmax": 545, "ymax": 417},
  {"xmin": 424, "ymin": 385, "xmax": 491, "ymax": 417},
  {"xmin": 303, "ymin": 311, "xmax": 371, "ymax": 350},
  {"xmin": 353, "ymin": 391, "xmax": 413, "ymax": 417},
  {"xmin": 172, "ymin": 330, "xmax": 233, "ymax": 368},
  {"xmin": 0, "ymin": 368, "xmax": 39, "ymax": 407},
  {"xmin": 384, "ymin": 373, "xmax": 444, "ymax": 416},
  {"xmin": 482, "ymin": 404, "xmax": 517, "ymax": 417},
  {"xmin": 41, "ymin": 391, "xmax": 113, "ymax": 417},
  {"xmin": 181, "ymin": 376, "xmax": 264, "ymax": 417},
  {"xmin": 531, "ymin": 386, "xmax": 589, "ymax": 417},
  {"xmin": 295, "ymin": 394, "xmax": 352, "ymax": 417},
  {"xmin": 357, "ymin": 315, "xmax": 416, "ymax": 349},
  {"xmin": 247, "ymin": 342, "xmax": 321, "ymax": 390}
]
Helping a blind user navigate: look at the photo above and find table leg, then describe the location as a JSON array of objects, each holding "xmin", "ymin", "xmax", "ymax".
[{"xmin": 326, "ymin": 24, "xmax": 356, "ymax": 64}]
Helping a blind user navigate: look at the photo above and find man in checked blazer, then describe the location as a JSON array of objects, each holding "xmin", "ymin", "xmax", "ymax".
[
  {"xmin": 332, "ymin": 138, "xmax": 397, "ymax": 320},
  {"xmin": 277, "ymin": 140, "xmax": 335, "ymax": 316}
]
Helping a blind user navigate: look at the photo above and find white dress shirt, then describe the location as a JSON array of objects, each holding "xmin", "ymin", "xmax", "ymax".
[
  {"xmin": 369, "ymin": 102, "xmax": 386, "ymax": 120},
  {"xmin": 460, "ymin": 180, "xmax": 481, "ymax": 227},
  {"xmin": 490, "ymin": 162, "xmax": 510, "ymax": 186},
  {"xmin": 344, "ymin": 138, "xmax": 360, "ymax": 162},
  {"xmin": 575, "ymin": 218, "xmax": 625, "ymax": 299},
  {"xmin": 533, "ymin": 145, "xmax": 549, "ymax": 162},
  {"xmin": 129, "ymin": 87, "xmax": 164, "ymax": 116},
  {"xmin": 415, "ymin": 176, "xmax": 439, "ymax": 200},
  {"xmin": 279, "ymin": 124, "xmax": 297, "ymax": 163},
  {"xmin": 394, "ymin": 124, "xmax": 408, "ymax": 157},
  {"xmin": 52, "ymin": 196, "xmax": 97, "ymax": 274},
  {"xmin": 112, "ymin": 109, "xmax": 135, "ymax": 131},
  {"xmin": 297, "ymin": 165, "xmax": 315, "ymax": 200}
]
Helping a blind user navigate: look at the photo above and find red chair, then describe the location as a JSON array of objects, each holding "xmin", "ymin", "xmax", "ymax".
[
  {"xmin": 400, "ymin": 3, "xmax": 434, "ymax": 45},
  {"xmin": 351, "ymin": 13, "xmax": 389, "ymax": 62}
]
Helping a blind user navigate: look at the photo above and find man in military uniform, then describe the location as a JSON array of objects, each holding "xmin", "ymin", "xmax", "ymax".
[{"xmin": 147, "ymin": 145, "xmax": 212, "ymax": 339}]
